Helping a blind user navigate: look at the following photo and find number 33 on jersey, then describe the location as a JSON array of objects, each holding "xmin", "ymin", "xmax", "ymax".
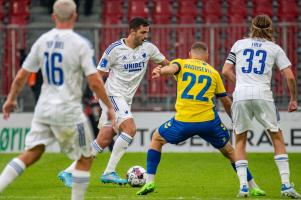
[{"xmin": 172, "ymin": 58, "xmax": 227, "ymax": 123}]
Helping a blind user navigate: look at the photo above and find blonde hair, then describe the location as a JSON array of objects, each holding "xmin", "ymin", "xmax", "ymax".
[
  {"xmin": 249, "ymin": 15, "xmax": 274, "ymax": 41},
  {"xmin": 53, "ymin": 0, "xmax": 76, "ymax": 22}
]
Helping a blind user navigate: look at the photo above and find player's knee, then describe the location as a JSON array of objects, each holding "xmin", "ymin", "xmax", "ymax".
[
  {"xmin": 120, "ymin": 119, "xmax": 136, "ymax": 136},
  {"xmin": 20, "ymin": 145, "xmax": 45, "ymax": 167}
]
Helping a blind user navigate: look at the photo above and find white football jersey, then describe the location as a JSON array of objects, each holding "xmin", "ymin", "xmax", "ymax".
[
  {"xmin": 97, "ymin": 39, "xmax": 165, "ymax": 104},
  {"xmin": 225, "ymin": 38, "xmax": 291, "ymax": 102},
  {"xmin": 22, "ymin": 28, "xmax": 97, "ymax": 125}
]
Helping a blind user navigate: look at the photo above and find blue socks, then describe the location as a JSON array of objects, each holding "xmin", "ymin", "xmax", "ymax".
[{"xmin": 147, "ymin": 149, "xmax": 161, "ymax": 174}]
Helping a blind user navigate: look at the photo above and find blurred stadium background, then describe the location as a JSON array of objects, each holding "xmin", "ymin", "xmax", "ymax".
[
  {"xmin": 0, "ymin": 1, "xmax": 301, "ymax": 199},
  {"xmin": 0, "ymin": 0, "xmax": 301, "ymax": 112}
]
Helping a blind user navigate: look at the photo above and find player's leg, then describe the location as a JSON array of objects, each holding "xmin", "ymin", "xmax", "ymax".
[
  {"xmin": 101, "ymin": 97, "xmax": 134, "ymax": 184},
  {"xmin": 71, "ymin": 156, "xmax": 93, "ymax": 200},
  {"xmin": 101, "ymin": 118, "xmax": 135, "ymax": 184},
  {"xmin": 137, "ymin": 129, "xmax": 166, "ymax": 195},
  {"xmin": 0, "ymin": 145, "xmax": 45, "ymax": 193},
  {"xmin": 253, "ymin": 100, "xmax": 301, "ymax": 198},
  {"xmin": 92, "ymin": 126, "xmax": 116, "ymax": 155},
  {"xmin": 137, "ymin": 118, "xmax": 188, "ymax": 195},
  {"xmin": 268, "ymin": 129, "xmax": 301, "ymax": 198},
  {"xmin": 219, "ymin": 142, "xmax": 266, "ymax": 196},
  {"xmin": 231, "ymin": 101, "xmax": 253, "ymax": 197},
  {"xmin": 0, "ymin": 121, "xmax": 50, "ymax": 193}
]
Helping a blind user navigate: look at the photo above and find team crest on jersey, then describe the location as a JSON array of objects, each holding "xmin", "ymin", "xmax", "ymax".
[{"xmin": 99, "ymin": 58, "xmax": 108, "ymax": 68}]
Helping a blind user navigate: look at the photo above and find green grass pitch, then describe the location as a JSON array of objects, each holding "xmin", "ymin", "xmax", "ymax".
[{"xmin": 0, "ymin": 153, "xmax": 300, "ymax": 199}]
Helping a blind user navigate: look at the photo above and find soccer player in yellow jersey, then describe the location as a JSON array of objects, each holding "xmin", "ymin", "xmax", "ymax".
[{"xmin": 137, "ymin": 42, "xmax": 265, "ymax": 196}]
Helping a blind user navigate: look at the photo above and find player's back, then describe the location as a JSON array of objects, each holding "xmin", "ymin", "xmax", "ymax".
[
  {"xmin": 173, "ymin": 58, "xmax": 226, "ymax": 122},
  {"xmin": 230, "ymin": 38, "xmax": 291, "ymax": 102},
  {"xmin": 22, "ymin": 28, "xmax": 96, "ymax": 125}
]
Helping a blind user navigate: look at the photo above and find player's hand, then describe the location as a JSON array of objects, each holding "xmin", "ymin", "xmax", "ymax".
[
  {"xmin": 107, "ymin": 107, "xmax": 116, "ymax": 128},
  {"xmin": 288, "ymin": 100, "xmax": 297, "ymax": 112},
  {"xmin": 2, "ymin": 100, "xmax": 17, "ymax": 120},
  {"xmin": 152, "ymin": 66, "xmax": 161, "ymax": 79}
]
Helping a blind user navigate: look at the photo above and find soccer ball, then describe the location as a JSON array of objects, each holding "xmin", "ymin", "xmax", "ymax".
[{"xmin": 126, "ymin": 166, "xmax": 146, "ymax": 187}]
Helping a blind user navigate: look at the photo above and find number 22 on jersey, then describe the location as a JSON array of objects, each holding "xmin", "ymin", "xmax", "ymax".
[
  {"xmin": 44, "ymin": 52, "xmax": 64, "ymax": 85},
  {"xmin": 181, "ymin": 72, "xmax": 211, "ymax": 102}
]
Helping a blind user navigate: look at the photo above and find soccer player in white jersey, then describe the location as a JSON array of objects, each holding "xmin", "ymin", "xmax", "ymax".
[
  {"xmin": 0, "ymin": 0, "xmax": 115, "ymax": 200},
  {"xmin": 60, "ymin": 17, "xmax": 169, "ymax": 185},
  {"xmin": 96, "ymin": 17, "xmax": 169, "ymax": 184},
  {"xmin": 222, "ymin": 15, "xmax": 300, "ymax": 198}
]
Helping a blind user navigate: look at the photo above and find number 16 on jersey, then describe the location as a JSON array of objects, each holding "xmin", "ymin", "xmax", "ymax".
[{"xmin": 44, "ymin": 52, "xmax": 64, "ymax": 85}]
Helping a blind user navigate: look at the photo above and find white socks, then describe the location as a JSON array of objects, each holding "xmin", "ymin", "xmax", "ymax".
[
  {"xmin": 104, "ymin": 132, "xmax": 132, "ymax": 174},
  {"xmin": 72, "ymin": 169, "xmax": 90, "ymax": 200},
  {"xmin": 274, "ymin": 154, "xmax": 290, "ymax": 186},
  {"xmin": 0, "ymin": 158, "xmax": 26, "ymax": 192},
  {"xmin": 235, "ymin": 160, "xmax": 248, "ymax": 189},
  {"xmin": 91, "ymin": 139, "xmax": 103, "ymax": 156},
  {"xmin": 64, "ymin": 161, "xmax": 77, "ymax": 173}
]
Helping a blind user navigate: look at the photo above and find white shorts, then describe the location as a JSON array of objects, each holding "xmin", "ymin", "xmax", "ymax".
[
  {"xmin": 232, "ymin": 99, "xmax": 280, "ymax": 134},
  {"xmin": 25, "ymin": 119, "xmax": 94, "ymax": 160},
  {"xmin": 98, "ymin": 96, "xmax": 133, "ymax": 129}
]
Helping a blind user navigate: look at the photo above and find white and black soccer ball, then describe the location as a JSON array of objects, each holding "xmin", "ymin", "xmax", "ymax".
[{"xmin": 126, "ymin": 166, "xmax": 146, "ymax": 187}]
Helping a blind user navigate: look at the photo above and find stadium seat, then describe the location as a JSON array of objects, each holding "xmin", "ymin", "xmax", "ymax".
[
  {"xmin": 128, "ymin": 0, "xmax": 149, "ymax": 21},
  {"xmin": 253, "ymin": 0, "xmax": 273, "ymax": 16},
  {"xmin": 278, "ymin": 0, "xmax": 298, "ymax": 22},
  {"xmin": 228, "ymin": 0, "xmax": 247, "ymax": 23},
  {"xmin": 177, "ymin": 0, "xmax": 198, "ymax": 24},
  {"xmin": 9, "ymin": 0, "xmax": 30, "ymax": 24},
  {"xmin": 202, "ymin": 0, "xmax": 222, "ymax": 23},
  {"xmin": 152, "ymin": 0, "xmax": 173, "ymax": 24},
  {"xmin": 102, "ymin": 0, "xmax": 124, "ymax": 24}
]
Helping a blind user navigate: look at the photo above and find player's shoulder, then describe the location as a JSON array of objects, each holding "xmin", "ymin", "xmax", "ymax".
[
  {"xmin": 72, "ymin": 32, "xmax": 93, "ymax": 48},
  {"xmin": 142, "ymin": 40, "xmax": 159, "ymax": 49},
  {"xmin": 105, "ymin": 39, "xmax": 124, "ymax": 55},
  {"xmin": 233, "ymin": 38, "xmax": 252, "ymax": 46},
  {"xmin": 35, "ymin": 29, "xmax": 56, "ymax": 43}
]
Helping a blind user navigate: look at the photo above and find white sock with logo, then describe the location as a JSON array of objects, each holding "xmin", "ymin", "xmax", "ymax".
[
  {"xmin": 72, "ymin": 169, "xmax": 90, "ymax": 200},
  {"xmin": 0, "ymin": 158, "xmax": 26, "ymax": 192},
  {"xmin": 274, "ymin": 154, "xmax": 290, "ymax": 186},
  {"xmin": 235, "ymin": 160, "xmax": 248, "ymax": 189},
  {"xmin": 104, "ymin": 132, "xmax": 132, "ymax": 174}
]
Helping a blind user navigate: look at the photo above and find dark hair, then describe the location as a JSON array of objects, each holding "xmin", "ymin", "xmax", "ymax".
[
  {"xmin": 249, "ymin": 15, "xmax": 274, "ymax": 41},
  {"xmin": 129, "ymin": 17, "xmax": 150, "ymax": 31},
  {"xmin": 190, "ymin": 42, "xmax": 208, "ymax": 51}
]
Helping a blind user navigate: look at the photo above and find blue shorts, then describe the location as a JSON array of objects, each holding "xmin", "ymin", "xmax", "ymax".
[{"xmin": 158, "ymin": 114, "xmax": 230, "ymax": 149}]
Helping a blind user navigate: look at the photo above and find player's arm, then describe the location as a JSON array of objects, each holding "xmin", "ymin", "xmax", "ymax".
[
  {"xmin": 98, "ymin": 70, "xmax": 109, "ymax": 78},
  {"xmin": 218, "ymin": 96, "xmax": 232, "ymax": 118},
  {"xmin": 281, "ymin": 66, "xmax": 297, "ymax": 112},
  {"xmin": 222, "ymin": 63, "xmax": 236, "ymax": 84},
  {"xmin": 86, "ymin": 73, "xmax": 116, "ymax": 124},
  {"xmin": 157, "ymin": 59, "xmax": 169, "ymax": 66},
  {"xmin": 3, "ymin": 68, "xmax": 31, "ymax": 119},
  {"xmin": 152, "ymin": 63, "xmax": 179, "ymax": 79}
]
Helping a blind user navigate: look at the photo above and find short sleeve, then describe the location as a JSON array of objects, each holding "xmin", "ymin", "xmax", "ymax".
[
  {"xmin": 225, "ymin": 41, "xmax": 237, "ymax": 65},
  {"xmin": 148, "ymin": 43, "xmax": 165, "ymax": 63},
  {"xmin": 80, "ymin": 41, "xmax": 97, "ymax": 76},
  {"xmin": 215, "ymin": 72, "xmax": 227, "ymax": 97},
  {"xmin": 171, "ymin": 58, "xmax": 182, "ymax": 79},
  {"xmin": 97, "ymin": 52, "xmax": 112, "ymax": 73},
  {"xmin": 276, "ymin": 47, "xmax": 291, "ymax": 71},
  {"xmin": 22, "ymin": 39, "xmax": 40, "ymax": 72}
]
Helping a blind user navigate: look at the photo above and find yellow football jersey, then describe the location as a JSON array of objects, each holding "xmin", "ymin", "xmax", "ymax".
[{"xmin": 172, "ymin": 58, "xmax": 227, "ymax": 122}]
